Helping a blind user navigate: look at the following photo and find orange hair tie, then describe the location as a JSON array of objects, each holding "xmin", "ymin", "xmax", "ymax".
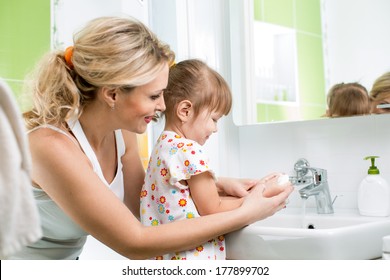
[{"xmin": 64, "ymin": 46, "xmax": 74, "ymax": 69}]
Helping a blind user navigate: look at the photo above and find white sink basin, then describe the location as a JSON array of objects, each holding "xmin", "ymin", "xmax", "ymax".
[{"xmin": 226, "ymin": 208, "xmax": 390, "ymax": 259}]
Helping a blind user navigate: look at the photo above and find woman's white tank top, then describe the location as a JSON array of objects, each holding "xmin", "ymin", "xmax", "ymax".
[
  {"xmin": 10, "ymin": 120, "xmax": 125, "ymax": 259},
  {"xmin": 68, "ymin": 120, "xmax": 125, "ymax": 200}
]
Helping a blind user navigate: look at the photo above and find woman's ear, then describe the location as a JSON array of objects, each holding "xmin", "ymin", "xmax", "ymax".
[
  {"xmin": 176, "ymin": 100, "xmax": 193, "ymax": 122},
  {"xmin": 101, "ymin": 87, "xmax": 117, "ymax": 109}
]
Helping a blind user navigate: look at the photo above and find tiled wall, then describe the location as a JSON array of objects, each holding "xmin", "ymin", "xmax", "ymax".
[
  {"xmin": 0, "ymin": 0, "xmax": 51, "ymax": 109},
  {"xmin": 237, "ymin": 114, "xmax": 390, "ymax": 210},
  {"xmin": 253, "ymin": 0, "xmax": 326, "ymax": 123}
]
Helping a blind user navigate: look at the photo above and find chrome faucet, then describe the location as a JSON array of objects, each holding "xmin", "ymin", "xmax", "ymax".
[{"xmin": 290, "ymin": 158, "xmax": 334, "ymax": 214}]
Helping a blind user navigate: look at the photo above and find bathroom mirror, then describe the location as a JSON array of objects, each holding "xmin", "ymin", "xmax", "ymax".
[{"xmin": 230, "ymin": 0, "xmax": 390, "ymax": 125}]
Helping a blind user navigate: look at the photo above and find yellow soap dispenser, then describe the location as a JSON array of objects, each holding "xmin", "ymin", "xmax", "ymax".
[{"xmin": 357, "ymin": 156, "xmax": 390, "ymax": 217}]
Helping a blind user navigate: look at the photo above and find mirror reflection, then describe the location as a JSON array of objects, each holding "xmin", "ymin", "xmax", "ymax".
[
  {"xmin": 324, "ymin": 82, "xmax": 370, "ymax": 118},
  {"xmin": 231, "ymin": 0, "xmax": 390, "ymax": 125}
]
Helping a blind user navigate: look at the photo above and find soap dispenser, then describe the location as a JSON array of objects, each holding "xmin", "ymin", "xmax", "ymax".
[{"xmin": 357, "ymin": 156, "xmax": 390, "ymax": 217}]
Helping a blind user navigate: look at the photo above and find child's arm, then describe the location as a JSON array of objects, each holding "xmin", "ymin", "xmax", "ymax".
[
  {"xmin": 187, "ymin": 172, "xmax": 244, "ymax": 216},
  {"xmin": 215, "ymin": 173, "xmax": 283, "ymax": 198}
]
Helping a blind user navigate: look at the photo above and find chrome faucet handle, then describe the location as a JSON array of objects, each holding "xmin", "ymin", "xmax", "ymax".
[
  {"xmin": 289, "ymin": 175, "xmax": 312, "ymax": 185},
  {"xmin": 293, "ymin": 158, "xmax": 327, "ymax": 185},
  {"xmin": 294, "ymin": 158, "xmax": 310, "ymax": 177}
]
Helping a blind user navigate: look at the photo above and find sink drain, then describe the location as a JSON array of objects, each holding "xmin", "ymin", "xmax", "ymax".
[{"xmin": 307, "ymin": 224, "xmax": 315, "ymax": 229}]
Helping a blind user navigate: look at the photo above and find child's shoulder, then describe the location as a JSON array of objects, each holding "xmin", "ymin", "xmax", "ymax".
[
  {"xmin": 160, "ymin": 131, "xmax": 199, "ymax": 146},
  {"xmin": 159, "ymin": 131, "xmax": 205, "ymax": 156}
]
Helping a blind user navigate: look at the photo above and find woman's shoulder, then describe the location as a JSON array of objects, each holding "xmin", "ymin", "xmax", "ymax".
[
  {"xmin": 28, "ymin": 125, "xmax": 84, "ymax": 163},
  {"xmin": 29, "ymin": 125, "xmax": 75, "ymax": 145}
]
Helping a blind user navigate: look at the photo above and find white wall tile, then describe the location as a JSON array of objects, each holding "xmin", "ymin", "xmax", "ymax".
[{"xmin": 236, "ymin": 114, "xmax": 390, "ymax": 210}]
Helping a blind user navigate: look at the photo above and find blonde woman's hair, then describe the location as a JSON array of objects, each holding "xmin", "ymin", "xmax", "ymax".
[
  {"xmin": 326, "ymin": 82, "xmax": 370, "ymax": 117},
  {"xmin": 370, "ymin": 72, "xmax": 390, "ymax": 108},
  {"xmin": 164, "ymin": 59, "xmax": 232, "ymax": 122},
  {"xmin": 23, "ymin": 16, "xmax": 175, "ymax": 129}
]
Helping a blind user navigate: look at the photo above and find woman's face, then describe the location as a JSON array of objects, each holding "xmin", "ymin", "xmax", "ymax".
[
  {"xmin": 116, "ymin": 64, "xmax": 169, "ymax": 133},
  {"xmin": 371, "ymin": 92, "xmax": 390, "ymax": 114}
]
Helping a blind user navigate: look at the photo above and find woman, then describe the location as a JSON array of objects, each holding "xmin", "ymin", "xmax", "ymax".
[
  {"xmin": 370, "ymin": 72, "xmax": 390, "ymax": 114},
  {"xmin": 11, "ymin": 16, "xmax": 292, "ymax": 259}
]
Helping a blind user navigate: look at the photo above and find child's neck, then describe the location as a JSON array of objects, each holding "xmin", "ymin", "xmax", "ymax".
[{"xmin": 164, "ymin": 123, "xmax": 186, "ymax": 139}]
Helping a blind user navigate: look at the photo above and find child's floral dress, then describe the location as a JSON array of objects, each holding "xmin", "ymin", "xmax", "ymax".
[{"xmin": 140, "ymin": 131, "xmax": 225, "ymax": 260}]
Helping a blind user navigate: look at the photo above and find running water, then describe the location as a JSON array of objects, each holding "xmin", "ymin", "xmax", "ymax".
[{"xmin": 301, "ymin": 198, "xmax": 308, "ymax": 228}]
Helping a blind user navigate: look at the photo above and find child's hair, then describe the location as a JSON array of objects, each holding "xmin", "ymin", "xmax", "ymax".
[
  {"xmin": 163, "ymin": 59, "xmax": 232, "ymax": 122},
  {"xmin": 23, "ymin": 16, "xmax": 175, "ymax": 129},
  {"xmin": 326, "ymin": 82, "xmax": 370, "ymax": 117}
]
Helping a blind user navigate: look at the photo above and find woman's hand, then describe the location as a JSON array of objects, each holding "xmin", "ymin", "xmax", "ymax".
[{"xmin": 240, "ymin": 183, "xmax": 294, "ymax": 224}]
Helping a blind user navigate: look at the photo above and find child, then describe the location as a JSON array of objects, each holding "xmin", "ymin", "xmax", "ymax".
[
  {"xmin": 140, "ymin": 59, "xmax": 288, "ymax": 260},
  {"xmin": 325, "ymin": 82, "xmax": 370, "ymax": 117}
]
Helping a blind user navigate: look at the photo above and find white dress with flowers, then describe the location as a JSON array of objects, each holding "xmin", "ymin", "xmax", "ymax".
[{"xmin": 140, "ymin": 130, "xmax": 226, "ymax": 260}]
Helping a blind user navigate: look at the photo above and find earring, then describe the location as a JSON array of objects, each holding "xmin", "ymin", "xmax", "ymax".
[{"xmin": 111, "ymin": 104, "xmax": 115, "ymax": 110}]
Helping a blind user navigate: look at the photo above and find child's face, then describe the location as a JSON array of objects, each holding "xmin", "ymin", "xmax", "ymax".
[{"xmin": 184, "ymin": 108, "xmax": 223, "ymax": 145}]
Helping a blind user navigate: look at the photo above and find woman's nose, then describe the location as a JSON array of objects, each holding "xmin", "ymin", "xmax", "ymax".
[
  {"xmin": 213, "ymin": 123, "xmax": 218, "ymax": 133},
  {"xmin": 157, "ymin": 96, "xmax": 166, "ymax": 112}
]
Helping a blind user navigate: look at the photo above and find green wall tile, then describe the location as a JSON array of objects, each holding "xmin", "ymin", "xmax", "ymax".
[
  {"xmin": 296, "ymin": 32, "xmax": 326, "ymax": 105},
  {"xmin": 257, "ymin": 103, "xmax": 301, "ymax": 123},
  {"xmin": 253, "ymin": 0, "xmax": 263, "ymax": 21},
  {"xmin": 256, "ymin": 103, "xmax": 267, "ymax": 122},
  {"xmin": 0, "ymin": 0, "xmax": 51, "ymax": 103},
  {"xmin": 263, "ymin": 0, "xmax": 294, "ymax": 28},
  {"xmin": 295, "ymin": 0, "xmax": 322, "ymax": 35},
  {"xmin": 300, "ymin": 104, "xmax": 327, "ymax": 120}
]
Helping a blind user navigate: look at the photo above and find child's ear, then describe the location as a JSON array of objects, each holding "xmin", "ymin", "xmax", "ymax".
[
  {"xmin": 101, "ymin": 87, "xmax": 117, "ymax": 109},
  {"xmin": 177, "ymin": 100, "xmax": 193, "ymax": 122}
]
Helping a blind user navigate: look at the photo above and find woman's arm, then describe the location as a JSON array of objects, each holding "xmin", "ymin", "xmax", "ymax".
[
  {"xmin": 121, "ymin": 131, "xmax": 145, "ymax": 219},
  {"xmin": 30, "ymin": 130, "xmax": 292, "ymax": 260}
]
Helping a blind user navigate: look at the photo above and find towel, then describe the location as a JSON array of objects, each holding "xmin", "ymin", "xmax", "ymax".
[{"xmin": 0, "ymin": 79, "xmax": 42, "ymax": 259}]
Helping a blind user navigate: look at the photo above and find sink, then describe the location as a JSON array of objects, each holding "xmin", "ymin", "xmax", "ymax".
[{"xmin": 226, "ymin": 207, "xmax": 390, "ymax": 259}]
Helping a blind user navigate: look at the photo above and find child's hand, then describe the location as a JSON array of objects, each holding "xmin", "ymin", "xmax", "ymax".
[
  {"xmin": 217, "ymin": 177, "xmax": 258, "ymax": 198},
  {"xmin": 262, "ymin": 174, "xmax": 292, "ymax": 198}
]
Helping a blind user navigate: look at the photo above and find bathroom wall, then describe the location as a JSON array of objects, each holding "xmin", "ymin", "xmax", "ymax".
[
  {"xmin": 323, "ymin": 0, "xmax": 390, "ymax": 91},
  {"xmin": 0, "ymin": 0, "xmax": 50, "ymax": 108},
  {"xmin": 237, "ymin": 114, "xmax": 390, "ymax": 209}
]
